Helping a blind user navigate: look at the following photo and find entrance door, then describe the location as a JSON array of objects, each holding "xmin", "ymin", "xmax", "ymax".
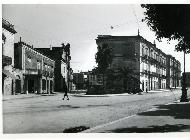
[
  {"xmin": 15, "ymin": 79, "xmax": 21, "ymax": 93},
  {"xmin": 142, "ymin": 81, "xmax": 144, "ymax": 91},
  {"xmin": 28, "ymin": 80, "xmax": 34, "ymax": 93}
]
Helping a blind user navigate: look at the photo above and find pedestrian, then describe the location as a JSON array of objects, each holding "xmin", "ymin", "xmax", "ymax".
[
  {"xmin": 146, "ymin": 87, "xmax": 148, "ymax": 93},
  {"xmin": 62, "ymin": 81, "xmax": 69, "ymax": 100}
]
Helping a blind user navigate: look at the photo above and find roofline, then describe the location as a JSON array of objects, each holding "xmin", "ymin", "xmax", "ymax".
[{"xmin": 2, "ymin": 18, "xmax": 17, "ymax": 34}]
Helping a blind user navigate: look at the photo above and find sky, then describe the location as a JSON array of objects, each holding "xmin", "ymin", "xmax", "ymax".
[{"xmin": 2, "ymin": 4, "xmax": 190, "ymax": 73}]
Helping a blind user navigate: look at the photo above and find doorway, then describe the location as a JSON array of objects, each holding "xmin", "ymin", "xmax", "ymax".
[{"xmin": 28, "ymin": 79, "xmax": 35, "ymax": 93}]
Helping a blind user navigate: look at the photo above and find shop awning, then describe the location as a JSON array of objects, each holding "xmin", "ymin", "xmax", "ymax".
[{"xmin": 2, "ymin": 70, "xmax": 19, "ymax": 80}]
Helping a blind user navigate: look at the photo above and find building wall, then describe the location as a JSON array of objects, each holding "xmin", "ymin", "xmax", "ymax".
[
  {"xmin": 14, "ymin": 42, "xmax": 55, "ymax": 94},
  {"xmin": 61, "ymin": 61, "xmax": 67, "ymax": 82},
  {"xmin": 2, "ymin": 19, "xmax": 16, "ymax": 95},
  {"xmin": 35, "ymin": 44, "xmax": 72, "ymax": 92},
  {"xmin": 2, "ymin": 28, "xmax": 15, "ymax": 65},
  {"xmin": 166, "ymin": 55, "xmax": 181, "ymax": 88},
  {"xmin": 140, "ymin": 38, "xmax": 167, "ymax": 91},
  {"xmin": 95, "ymin": 35, "xmax": 177, "ymax": 92}
]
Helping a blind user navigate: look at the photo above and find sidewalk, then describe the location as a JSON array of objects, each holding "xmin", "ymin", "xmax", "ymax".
[
  {"xmin": 2, "ymin": 93, "xmax": 57, "ymax": 101},
  {"xmin": 71, "ymin": 89, "xmax": 181, "ymax": 97},
  {"xmin": 82, "ymin": 99, "xmax": 190, "ymax": 133},
  {"xmin": 2, "ymin": 89, "xmax": 181, "ymax": 100}
]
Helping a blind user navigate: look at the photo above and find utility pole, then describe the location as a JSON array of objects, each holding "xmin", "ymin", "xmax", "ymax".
[{"xmin": 180, "ymin": 49, "xmax": 188, "ymax": 102}]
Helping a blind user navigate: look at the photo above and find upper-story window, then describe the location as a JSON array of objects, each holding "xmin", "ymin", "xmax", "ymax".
[
  {"xmin": 146, "ymin": 48, "xmax": 148, "ymax": 56},
  {"xmin": 150, "ymin": 50, "xmax": 153, "ymax": 58},
  {"xmin": 37, "ymin": 60, "xmax": 41, "ymax": 70},
  {"xmin": 64, "ymin": 67, "xmax": 66, "ymax": 73},
  {"xmin": 27, "ymin": 56, "xmax": 32, "ymax": 63},
  {"xmin": 154, "ymin": 53, "xmax": 156, "ymax": 59},
  {"xmin": 44, "ymin": 63, "xmax": 47, "ymax": 71},
  {"xmin": 142, "ymin": 47, "xmax": 144, "ymax": 56}
]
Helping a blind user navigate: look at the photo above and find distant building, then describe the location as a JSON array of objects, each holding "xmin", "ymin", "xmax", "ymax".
[
  {"xmin": 35, "ymin": 43, "xmax": 73, "ymax": 92},
  {"xmin": 88, "ymin": 72, "xmax": 103, "ymax": 86},
  {"xmin": 96, "ymin": 35, "xmax": 181, "ymax": 92},
  {"xmin": 73, "ymin": 72, "xmax": 85, "ymax": 89},
  {"xmin": 14, "ymin": 40, "xmax": 55, "ymax": 94},
  {"xmin": 166, "ymin": 55, "xmax": 181, "ymax": 88},
  {"xmin": 2, "ymin": 18, "xmax": 18, "ymax": 95},
  {"xmin": 73, "ymin": 72, "xmax": 88, "ymax": 90},
  {"xmin": 185, "ymin": 72, "xmax": 190, "ymax": 87}
]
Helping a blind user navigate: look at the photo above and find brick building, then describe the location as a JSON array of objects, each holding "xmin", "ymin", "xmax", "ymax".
[
  {"xmin": 14, "ymin": 40, "xmax": 55, "ymax": 94},
  {"xmin": 2, "ymin": 18, "xmax": 18, "ymax": 95},
  {"xmin": 36, "ymin": 43, "xmax": 73, "ymax": 92},
  {"xmin": 96, "ymin": 35, "xmax": 181, "ymax": 92}
]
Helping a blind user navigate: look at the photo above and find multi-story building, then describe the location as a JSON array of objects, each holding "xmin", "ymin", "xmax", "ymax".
[
  {"xmin": 88, "ymin": 72, "xmax": 103, "ymax": 87},
  {"xmin": 14, "ymin": 40, "xmax": 55, "ymax": 94},
  {"xmin": 96, "ymin": 35, "xmax": 181, "ymax": 92},
  {"xmin": 36, "ymin": 43, "xmax": 73, "ymax": 92},
  {"xmin": 166, "ymin": 55, "xmax": 181, "ymax": 88},
  {"xmin": 2, "ymin": 18, "xmax": 18, "ymax": 95}
]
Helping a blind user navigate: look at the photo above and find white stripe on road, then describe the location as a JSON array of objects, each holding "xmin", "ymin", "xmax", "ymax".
[{"xmin": 81, "ymin": 114, "xmax": 137, "ymax": 133}]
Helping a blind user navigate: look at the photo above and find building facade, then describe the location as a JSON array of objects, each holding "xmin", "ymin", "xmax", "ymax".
[
  {"xmin": 96, "ymin": 35, "xmax": 181, "ymax": 92},
  {"xmin": 166, "ymin": 55, "xmax": 181, "ymax": 88},
  {"xmin": 36, "ymin": 43, "xmax": 73, "ymax": 92},
  {"xmin": 2, "ymin": 18, "xmax": 18, "ymax": 95},
  {"xmin": 73, "ymin": 72, "xmax": 89, "ymax": 90},
  {"xmin": 14, "ymin": 40, "xmax": 55, "ymax": 94},
  {"xmin": 88, "ymin": 72, "xmax": 103, "ymax": 87}
]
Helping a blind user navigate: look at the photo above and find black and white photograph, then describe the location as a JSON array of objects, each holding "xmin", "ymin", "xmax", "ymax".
[{"xmin": 1, "ymin": 1, "xmax": 190, "ymax": 138}]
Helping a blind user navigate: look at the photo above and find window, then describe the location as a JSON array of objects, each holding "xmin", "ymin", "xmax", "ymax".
[
  {"xmin": 146, "ymin": 48, "xmax": 148, "ymax": 56},
  {"xmin": 27, "ymin": 56, "xmax": 31, "ymax": 63},
  {"xmin": 37, "ymin": 60, "xmax": 40, "ymax": 69},
  {"xmin": 151, "ymin": 50, "xmax": 153, "ymax": 58},
  {"xmin": 142, "ymin": 47, "xmax": 144, "ymax": 56}
]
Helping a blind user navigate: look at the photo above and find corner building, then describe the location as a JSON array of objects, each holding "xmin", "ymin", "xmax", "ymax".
[
  {"xmin": 14, "ymin": 41, "xmax": 55, "ymax": 94},
  {"xmin": 96, "ymin": 35, "xmax": 181, "ymax": 92}
]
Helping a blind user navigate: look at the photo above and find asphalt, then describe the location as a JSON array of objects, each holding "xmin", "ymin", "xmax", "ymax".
[
  {"xmin": 82, "ymin": 99, "xmax": 190, "ymax": 133},
  {"xmin": 3, "ymin": 88, "xmax": 190, "ymax": 133}
]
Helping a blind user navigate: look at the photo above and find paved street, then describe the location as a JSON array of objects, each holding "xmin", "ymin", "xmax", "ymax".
[{"xmin": 3, "ymin": 89, "xmax": 190, "ymax": 133}]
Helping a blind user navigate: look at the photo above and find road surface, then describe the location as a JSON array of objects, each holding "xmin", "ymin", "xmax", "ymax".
[{"xmin": 3, "ymin": 89, "xmax": 190, "ymax": 133}]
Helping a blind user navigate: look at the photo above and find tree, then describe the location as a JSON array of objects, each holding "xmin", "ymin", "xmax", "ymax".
[
  {"xmin": 118, "ymin": 67, "xmax": 141, "ymax": 93},
  {"xmin": 141, "ymin": 4, "xmax": 190, "ymax": 101},
  {"xmin": 95, "ymin": 43, "xmax": 113, "ymax": 88},
  {"xmin": 141, "ymin": 4, "xmax": 190, "ymax": 53}
]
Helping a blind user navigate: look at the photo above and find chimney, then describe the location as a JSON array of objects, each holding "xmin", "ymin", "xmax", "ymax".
[
  {"xmin": 20, "ymin": 37, "xmax": 22, "ymax": 42},
  {"xmin": 138, "ymin": 29, "xmax": 140, "ymax": 36}
]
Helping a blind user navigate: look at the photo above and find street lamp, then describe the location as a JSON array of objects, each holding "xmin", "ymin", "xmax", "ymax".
[{"xmin": 180, "ymin": 49, "xmax": 189, "ymax": 102}]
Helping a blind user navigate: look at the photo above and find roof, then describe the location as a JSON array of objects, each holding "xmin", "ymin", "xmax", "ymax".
[{"xmin": 2, "ymin": 18, "xmax": 17, "ymax": 34}]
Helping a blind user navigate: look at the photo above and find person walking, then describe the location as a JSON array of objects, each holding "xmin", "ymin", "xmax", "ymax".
[{"xmin": 62, "ymin": 81, "xmax": 69, "ymax": 100}]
